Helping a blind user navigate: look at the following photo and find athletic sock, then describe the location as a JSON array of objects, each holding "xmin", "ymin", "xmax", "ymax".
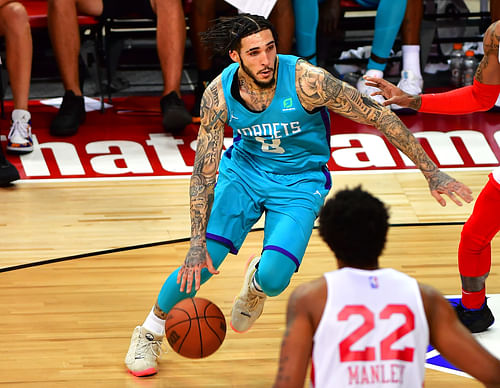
[
  {"xmin": 461, "ymin": 288, "xmax": 486, "ymax": 310},
  {"xmin": 143, "ymin": 307, "xmax": 166, "ymax": 336},
  {"xmin": 401, "ymin": 45, "xmax": 422, "ymax": 78}
]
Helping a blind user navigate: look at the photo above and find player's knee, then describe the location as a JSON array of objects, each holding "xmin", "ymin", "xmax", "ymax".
[
  {"xmin": 257, "ymin": 271, "xmax": 291, "ymax": 297},
  {"xmin": 461, "ymin": 222, "xmax": 489, "ymax": 251},
  {"xmin": 1, "ymin": 2, "xmax": 29, "ymax": 29}
]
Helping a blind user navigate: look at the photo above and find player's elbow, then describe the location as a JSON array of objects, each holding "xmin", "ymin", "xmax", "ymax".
[{"xmin": 471, "ymin": 80, "xmax": 500, "ymax": 110}]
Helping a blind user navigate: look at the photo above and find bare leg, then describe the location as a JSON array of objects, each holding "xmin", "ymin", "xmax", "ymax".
[
  {"xmin": 269, "ymin": 0, "xmax": 295, "ymax": 54},
  {"xmin": 190, "ymin": 0, "xmax": 217, "ymax": 74},
  {"xmin": 0, "ymin": 2, "xmax": 32, "ymax": 110},
  {"xmin": 150, "ymin": 0, "xmax": 185, "ymax": 97},
  {"xmin": 401, "ymin": 0, "xmax": 422, "ymax": 45},
  {"xmin": 47, "ymin": 0, "xmax": 102, "ymax": 96},
  {"xmin": 491, "ymin": 0, "xmax": 500, "ymax": 21}
]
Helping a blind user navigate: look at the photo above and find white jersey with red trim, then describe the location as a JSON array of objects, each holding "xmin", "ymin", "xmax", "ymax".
[{"xmin": 312, "ymin": 267, "xmax": 429, "ymax": 388}]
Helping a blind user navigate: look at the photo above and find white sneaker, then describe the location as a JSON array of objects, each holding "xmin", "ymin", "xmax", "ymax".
[
  {"xmin": 125, "ymin": 326, "xmax": 164, "ymax": 377},
  {"xmin": 356, "ymin": 76, "xmax": 386, "ymax": 105},
  {"xmin": 230, "ymin": 255, "xmax": 267, "ymax": 333},
  {"xmin": 7, "ymin": 109, "xmax": 33, "ymax": 153},
  {"xmin": 392, "ymin": 70, "xmax": 423, "ymax": 112}
]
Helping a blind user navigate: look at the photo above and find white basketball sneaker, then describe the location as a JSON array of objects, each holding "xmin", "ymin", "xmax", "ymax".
[
  {"xmin": 357, "ymin": 76, "xmax": 386, "ymax": 105},
  {"xmin": 392, "ymin": 70, "xmax": 423, "ymax": 113},
  {"xmin": 230, "ymin": 255, "xmax": 267, "ymax": 333},
  {"xmin": 125, "ymin": 325, "xmax": 164, "ymax": 377}
]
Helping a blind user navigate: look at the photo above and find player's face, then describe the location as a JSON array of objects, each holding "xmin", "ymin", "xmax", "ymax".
[{"xmin": 232, "ymin": 29, "xmax": 277, "ymax": 88}]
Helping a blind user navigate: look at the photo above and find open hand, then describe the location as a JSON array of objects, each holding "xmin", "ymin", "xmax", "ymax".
[
  {"xmin": 426, "ymin": 170, "xmax": 473, "ymax": 207},
  {"xmin": 177, "ymin": 245, "xmax": 219, "ymax": 293},
  {"xmin": 363, "ymin": 76, "xmax": 420, "ymax": 109}
]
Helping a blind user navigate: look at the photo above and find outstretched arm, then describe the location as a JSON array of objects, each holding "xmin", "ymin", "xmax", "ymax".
[
  {"xmin": 364, "ymin": 21, "xmax": 500, "ymax": 112},
  {"xmin": 295, "ymin": 60, "xmax": 473, "ymax": 206},
  {"xmin": 177, "ymin": 77, "xmax": 227, "ymax": 293}
]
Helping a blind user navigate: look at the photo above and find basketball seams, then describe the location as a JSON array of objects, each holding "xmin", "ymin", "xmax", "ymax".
[
  {"xmin": 203, "ymin": 303, "xmax": 226, "ymax": 343},
  {"xmin": 165, "ymin": 297, "xmax": 226, "ymax": 359},
  {"xmin": 191, "ymin": 297, "xmax": 204, "ymax": 358}
]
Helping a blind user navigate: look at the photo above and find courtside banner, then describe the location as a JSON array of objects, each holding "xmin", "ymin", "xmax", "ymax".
[{"xmin": 3, "ymin": 97, "xmax": 500, "ymax": 180}]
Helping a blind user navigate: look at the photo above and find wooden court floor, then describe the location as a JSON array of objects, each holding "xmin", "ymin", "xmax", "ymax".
[{"xmin": 1, "ymin": 170, "xmax": 499, "ymax": 387}]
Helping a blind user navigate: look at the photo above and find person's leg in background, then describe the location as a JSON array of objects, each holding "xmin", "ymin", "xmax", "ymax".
[
  {"xmin": 356, "ymin": 0, "xmax": 407, "ymax": 103},
  {"xmin": 189, "ymin": 0, "xmax": 219, "ymax": 119},
  {"xmin": 491, "ymin": 0, "xmax": 500, "ymax": 20},
  {"xmin": 292, "ymin": 0, "xmax": 319, "ymax": 64},
  {"xmin": 269, "ymin": 0, "xmax": 295, "ymax": 54},
  {"xmin": 151, "ymin": 0, "xmax": 192, "ymax": 135},
  {"xmin": 392, "ymin": 0, "xmax": 423, "ymax": 112},
  {"xmin": 0, "ymin": 1, "xmax": 34, "ymax": 153},
  {"xmin": 47, "ymin": 0, "xmax": 102, "ymax": 136}
]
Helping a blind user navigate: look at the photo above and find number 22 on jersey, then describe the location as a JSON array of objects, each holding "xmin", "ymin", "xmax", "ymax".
[{"xmin": 338, "ymin": 304, "xmax": 415, "ymax": 363}]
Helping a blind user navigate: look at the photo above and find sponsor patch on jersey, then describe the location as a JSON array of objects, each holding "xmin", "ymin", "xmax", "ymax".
[{"xmin": 282, "ymin": 97, "xmax": 296, "ymax": 112}]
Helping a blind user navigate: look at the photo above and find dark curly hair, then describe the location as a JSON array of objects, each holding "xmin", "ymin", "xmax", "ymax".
[
  {"xmin": 200, "ymin": 13, "xmax": 278, "ymax": 55},
  {"xmin": 318, "ymin": 186, "xmax": 389, "ymax": 268}
]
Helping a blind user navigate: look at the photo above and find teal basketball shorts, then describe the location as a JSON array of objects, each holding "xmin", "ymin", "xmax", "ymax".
[{"xmin": 206, "ymin": 151, "xmax": 332, "ymax": 270}]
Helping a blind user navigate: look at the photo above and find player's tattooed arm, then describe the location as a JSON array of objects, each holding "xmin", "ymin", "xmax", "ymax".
[
  {"xmin": 177, "ymin": 77, "xmax": 226, "ymax": 293},
  {"xmin": 189, "ymin": 76, "xmax": 226, "ymax": 249},
  {"xmin": 295, "ymin": 60, "xmax": 473, "ymax": 206},
  {"xmin": 295, "ymin": 60, "xmax": 437, "ymax": 173},
  {"xmin": 475, "ymin": 21, "xmax": 500, "ymax": 84}
]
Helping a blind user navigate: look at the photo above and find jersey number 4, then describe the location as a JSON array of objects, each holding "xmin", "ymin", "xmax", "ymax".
[{"xmin": 338, "ymin": 304, "xmax": 415, "ymax": 362}]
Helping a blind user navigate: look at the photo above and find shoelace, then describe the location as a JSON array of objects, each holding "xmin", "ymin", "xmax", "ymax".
[
  {"xmin": 245, "ymin": 292, "xmax": 266, "ymax": 312},
  {"xmin": 8, "ymin": 120, "xmax": 31, "ymax": 141},
  {"xmin": 137, "ymin": 334, "xmax": 163, "ymax": 358}
]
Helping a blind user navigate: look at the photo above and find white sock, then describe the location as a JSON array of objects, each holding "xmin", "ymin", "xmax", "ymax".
[
  {"xmin": 402, "ymin": 45, "xmax": 422, "ymax": 78},
  {"xmin": 365, "ymin": 69, "xmax": 383, "ymax": 79},
  {"xmin": 12, "ymin": 109, "xmax": 30, "ymax": 123},
  {"xmin": 142, "ymin": 307, "xmax": 165, "ymax": 336}
]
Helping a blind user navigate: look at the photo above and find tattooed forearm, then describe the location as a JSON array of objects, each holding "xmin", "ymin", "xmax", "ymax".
[
  {"xmin": 376, "ymin": 114, "xmax": 438, "ymax": 175},
  {"xmin": 189, "ymin": 77, "xmax": 227, "ymax": 245},
  {"xmin": 295, "ymin": 60, "xmax": 439, "ymax": 177}
]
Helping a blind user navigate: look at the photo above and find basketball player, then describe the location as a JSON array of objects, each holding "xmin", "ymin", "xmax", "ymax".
[
  {"xmin": 274, "ymin": 187, "xmax": 500, "ymax": 388},
  {"xmin": 125, "ymin": 14, "xmax": 473, "ymax": 376},
  {"xmin": 365, "ymin": 20, "xmax": 500, "ymax": 333}
]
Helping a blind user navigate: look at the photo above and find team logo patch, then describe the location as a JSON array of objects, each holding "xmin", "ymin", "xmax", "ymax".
[{"xmin": 426, "ymin": 294, "xmax": 500, "ymax": 378}]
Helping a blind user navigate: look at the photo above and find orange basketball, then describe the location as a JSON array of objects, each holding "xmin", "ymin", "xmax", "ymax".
[{"xmin": 165, "ymin": 297, "xmax": 226, "ymax": 359}]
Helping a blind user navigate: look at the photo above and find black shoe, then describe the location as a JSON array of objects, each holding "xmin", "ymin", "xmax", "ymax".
[
  {"xmin": 454, "ymin": 301, "xmax": 495, "ymax": 333},
  {"xmin": 160, "ymin": 92, "xmax": 192, "ymax": 135},
  {"xmin": 0, "ymin": 147, "xmax": 20, "ymax": 186},
  {"xmin": 50, "ymin": 90, "xmax": 86, "ymax": 137}
]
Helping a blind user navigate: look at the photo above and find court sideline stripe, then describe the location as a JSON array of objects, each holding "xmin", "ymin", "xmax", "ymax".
[{"xmin": 0, "ymin": 221, "xmax": 465, "ymax": 273}]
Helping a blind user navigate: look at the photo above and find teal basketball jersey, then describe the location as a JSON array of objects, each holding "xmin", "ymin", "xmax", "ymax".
[{"xmin": 220, "ymin": 55, "xmax": 331, "ymax": 174}]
